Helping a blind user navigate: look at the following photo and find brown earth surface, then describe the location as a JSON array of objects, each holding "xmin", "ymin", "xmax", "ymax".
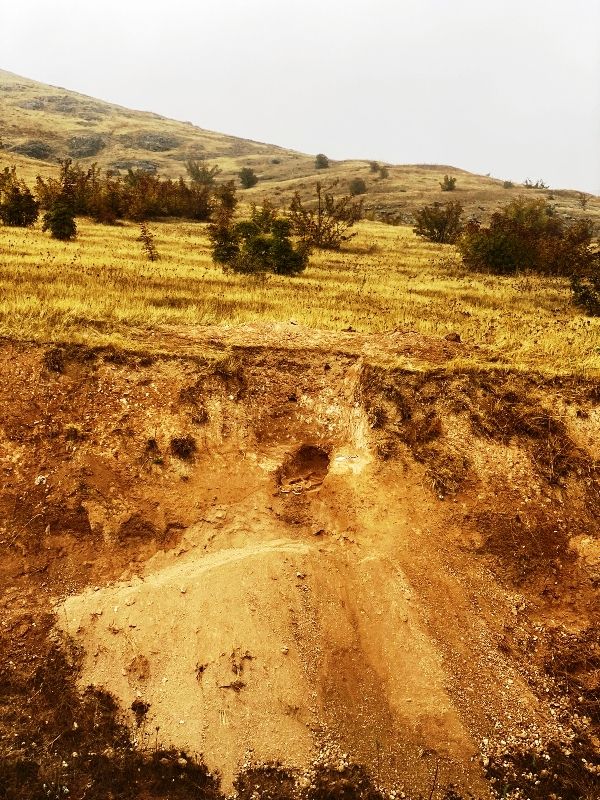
[{"xmin": 1, "ymin": 327, "xmax": 599, "ymax": 799}]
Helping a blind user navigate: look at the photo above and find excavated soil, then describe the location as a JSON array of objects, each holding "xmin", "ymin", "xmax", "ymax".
[{"xmin": 0, "ymin": 324, "xmax": 599, "ymax": 800}]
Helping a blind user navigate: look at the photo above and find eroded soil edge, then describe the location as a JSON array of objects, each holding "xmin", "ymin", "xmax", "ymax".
[{"xmin": 1, "ymin": 335, "xmax": 599, "ymax": 799}]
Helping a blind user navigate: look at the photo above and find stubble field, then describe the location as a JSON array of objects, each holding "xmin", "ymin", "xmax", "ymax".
[{"xmin": 1, "ymin": 216, "xmax": 598, "ymax": 376}]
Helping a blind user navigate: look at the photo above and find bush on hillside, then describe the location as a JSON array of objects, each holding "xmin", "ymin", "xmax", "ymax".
[
  {"xmin": 208, "ymin": 201, "xmax": 310, "ymax": 276},
  {"xmin": 0, "ymin": 182, "xmax": 39, "ymax": 227},
  {"xmin": 239, "ymin": 167, "xmax": 258, "ymax": 189},
  {"xmin": 457, "ymin": 197, "xmax": 596, "ymax": 277},
  {"xmin": 440, "ymin": 174, "xmax": 457, "ymax": 191},
  {"xmin": 289, "ymin": 181, "xmax": 363, "ymax": 250},
  {"xmin": 413, "ymin": 201, "xmax": 463, "ymax": 244},
  {"xmin": 185, "ymin": 159, "xmax": 222, "ymax": 186},
  {"xmin": 571, "ymin": 270, "xmax": 600, "ymax": 316},
  {"xmin": 349, "ymin": 177, "xmax": 367, "ymax": 196},
  {"xmin": 42, "ymin": 200, "xmax": 77, "ymax": 240},
  {"xmin": 314, "ymin": 153, "xmax": 329, "ymax": 169}
]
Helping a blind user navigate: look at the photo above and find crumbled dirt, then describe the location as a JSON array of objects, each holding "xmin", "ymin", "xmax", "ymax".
[{"xmin": 0, "ymin": 329, "xmax": 599, "ymax": 799}]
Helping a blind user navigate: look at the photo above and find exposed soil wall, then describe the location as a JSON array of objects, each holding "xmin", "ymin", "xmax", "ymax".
[{"xmin": 0, "ymin": 333, "xmax": 599, "ymax": 799}]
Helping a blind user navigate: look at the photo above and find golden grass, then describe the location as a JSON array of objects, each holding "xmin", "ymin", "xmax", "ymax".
[{"xmin": 1, "ymin": 217, "xmax": 598, "ymax": 376}]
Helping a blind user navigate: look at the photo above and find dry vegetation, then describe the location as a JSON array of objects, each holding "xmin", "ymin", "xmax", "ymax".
[
  {"xmin": 2, "ymin": 68, "xmax": 598, "ymax": 225},
  {"xmin": 1, "ymin": 216, "xmax": 599, "ymax": 376}
]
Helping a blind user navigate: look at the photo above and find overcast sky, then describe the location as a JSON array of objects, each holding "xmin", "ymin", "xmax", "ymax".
[{"xmin": 2, "ymin": 0, "xmax": 599, "ymax": 193}]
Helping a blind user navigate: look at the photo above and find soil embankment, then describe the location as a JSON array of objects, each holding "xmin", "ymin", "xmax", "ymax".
[{"xmin": 1, "ymin": 325, "xmax": 598, "ymax": 799}]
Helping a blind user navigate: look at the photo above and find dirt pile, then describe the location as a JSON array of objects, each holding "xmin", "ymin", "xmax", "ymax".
[{"xmin": 0, "ymin": 328, "xmax": 599, "ymax": 799}]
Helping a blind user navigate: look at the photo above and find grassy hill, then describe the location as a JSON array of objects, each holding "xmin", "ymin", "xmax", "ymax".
[
  {"xmin": 1, "ymin": 68, "xmax": 599, "ymax": 377},
  {"xmin": 1, "ymin": 68, "xmax": 597, "ymax": 225}
]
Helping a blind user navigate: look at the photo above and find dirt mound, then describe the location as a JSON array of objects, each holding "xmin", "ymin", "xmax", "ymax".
[{"xmin": 1, "ymin": 333, "xmax": 599, "ymax": 799}]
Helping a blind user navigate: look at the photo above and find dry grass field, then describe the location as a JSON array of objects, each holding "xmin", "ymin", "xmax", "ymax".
[{"xmin": 1, "ymin": 216, "xmax": 599, "ymax": 376}]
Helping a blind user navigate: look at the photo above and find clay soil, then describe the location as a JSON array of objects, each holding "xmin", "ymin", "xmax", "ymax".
[{"xmin": 0, "ymin": 324, "xmax": 599, "ymax": 800}]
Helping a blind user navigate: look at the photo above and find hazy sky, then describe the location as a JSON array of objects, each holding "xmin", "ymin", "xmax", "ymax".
[{"xmin": 2, "ymin": 0, "xmax": 599, "ymax": 193}]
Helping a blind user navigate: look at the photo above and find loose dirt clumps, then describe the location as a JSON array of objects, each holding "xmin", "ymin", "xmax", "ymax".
[{"xmin": 0, "ymin": 331, "xmax": 599, "ymax": 799}]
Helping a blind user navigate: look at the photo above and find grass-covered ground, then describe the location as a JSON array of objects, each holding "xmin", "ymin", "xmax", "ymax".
[{"xmin": 1, "ymin": 216, "xmax": 598, "ymax": 376}]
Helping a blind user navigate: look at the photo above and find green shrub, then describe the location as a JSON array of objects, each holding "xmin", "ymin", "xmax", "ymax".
[
  {"xmin": 413, "ymin": 201, "xmax": 463, "ymax": 243},
  {"xmin": 209, "ymin": 201, "xmax": 309, "ymax": 276},
  {"xmin": 185, "ymin": 159, "xmax": 222, "ymax": 186},
  {"xmin": 314, "ymin": 153, "xmax": 329, "ymax": 169},
  {"xmin": 0, "ymin": 183, "xmax": 39, "ymax": 227},
  {"xmin": 571, "ymin": 270, "xmax": 600, "ymax": 316},
  {"xmin": 349, "ymin": 177, "xmax": 367, "ymax": 196},
  {"xmin": 239, "ymin": 167, "xmax": 258, "ymax": 189},
  {"xmin": 440, "ymin": 174, "xmax": 457, "ymax": 191},
  {"xmin": 503, "ymin": 180, "xmax": 514, "ymax": 189},
  {"xmin": 457, "ymin": 197, "xmax": 596, "ymax": 276},
  {"xmin": 42, "ymin": 200, "xmax": 77, "ymax": 240}
]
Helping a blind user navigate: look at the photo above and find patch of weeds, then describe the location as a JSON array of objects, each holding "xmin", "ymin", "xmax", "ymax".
[
  {"xmin": 476, "ymin": 509, "xmax": 576, "ymax": 585},
  {"xmin": 467, "ymin": 381, "xmax": 597, "ymax": 487},
  {"xmin": 305, "ymin": 764, "xmax": 386, "ymax": 800},
  {"xmin": 425, "ymin": 449, "xmax": 470, "ymax": 497},
  {"xmin": 484, "ymin": 738, "xmax": 600, "ymax": 800},
  {"xmin": 210, "ymin": 353, "xmax": 246, "ymax": 398},
  {"xmin": 0, "ymin": 618, "xmax": 223, "ymax": 800},
  {"xmin": 170, "ymin": 435, "xmax": 197, "ymax": 460},
  {"xmin": 64, "ymin": 424, "xmax": 83, "ymax": 442},
  {"xmin": 43, "ymin": 346, "xmax": 65, "ymax": 373},
  {"xmin": 360, "ymin": 367, "xmax": 470, "ymax": 495},
  {"xmin": 103, "ymin": 349, "xmax": 128, "ymax": 365},
  {"xmin": 367, "ymin": 406, "xmax": 388, "ymax": 430},
  {"xmin": 192, "ymin": 406, "xmax": 209, "ymax": 425},
  {"xmin": 234, "ymin": 763, "xmax": 297, "ymax": 800},
  {"xmin": 544, "ymin": 626, "xmax": 600, "ymax": 724}
]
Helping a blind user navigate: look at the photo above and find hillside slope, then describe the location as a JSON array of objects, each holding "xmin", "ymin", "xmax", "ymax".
[{"xmin": 1, "ymin": 68, "xmax": 596, "ymax": 224}]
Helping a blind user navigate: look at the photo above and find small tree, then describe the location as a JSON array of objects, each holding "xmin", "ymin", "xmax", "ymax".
[
  {"xmin": 138, "ymin": 222, "xmax": 159, "ymax": 261},
  {"xmin": 576, "ymin": 191, "xmax": 592, "ymax": 210},
  {"xmin": 239, "ymin": 167, "xmax": 258, "ymax": 189},
  {"xmin": 349, "ymin": 177, "xmax": 367, "ymax": 196},
  {"xmin": 185, "ymin": 159, "xmax": 221, "ymax": 186},
  {"xmin": 315, "ymin": 153, "xmax": 329, "ymax": 169},
  {"xmin": 0, "ymin": 183, "xmax": 39, "ymax": 227},
  {"xmin": 440, "ymin": 174, "xmax": 457, "ymax": 191},
  {"xmin": 42, "ymin": 200, "xmax": 77, "ymax": 240},
  {"xmin": 571, "ymin": 271, "xmax": 600, "ymax": 316},
  {"xmin": 289, "ymin": 182, "xmax": 363, "ymax": 250},
  {"xmin": 369, "ymin": 161, "xmax": 380, "ymax": 173},
  {"xmin": 413, "ymin": 201, "xmax": 463, "ymax": 244},
  {"xmin": 378, "ymin": 166, "xmax": 390, "ymax": 179}
]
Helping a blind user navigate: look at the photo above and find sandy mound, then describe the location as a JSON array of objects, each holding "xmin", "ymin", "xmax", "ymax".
[{"xmin": 59, "ymin": 517, "xmax": 482, "ymax": 792}]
